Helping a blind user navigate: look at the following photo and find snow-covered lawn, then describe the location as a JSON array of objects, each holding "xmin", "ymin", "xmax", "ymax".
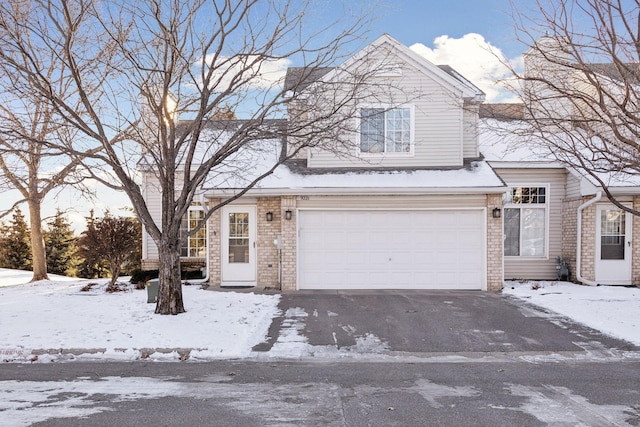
[
  {"xmin": 0, "ymin": 269, "xmax": 280, "ymax": 362},
  {"xmin": 504, "ymin": 280, "xmax": 640, "ymax": 346},
  {"xmin": 2, "ymin": 268, "xmax": 639, "ymax": 363}
]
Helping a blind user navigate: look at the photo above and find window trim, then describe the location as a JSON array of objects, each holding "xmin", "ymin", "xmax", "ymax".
[
  {"xmin": 503, "ymin": 184, "xmax": 550, "ymax": 260},
  {"xmin": 356, "ymin": 104, "xmax": 415, "ymax": 157},
  {"xmin": 180, "ymin": 205, "xmax": 207, "ymax": 259}
]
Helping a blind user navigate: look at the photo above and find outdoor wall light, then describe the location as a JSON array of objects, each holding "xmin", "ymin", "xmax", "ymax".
[
  {"xmin": 285, "ymin": 210, "xmax": 292, "ymax": 220},
  {"xmin": 266, "ymin": 211, "xmax": 273, "ymax": 222},
  {"xmin": 492, "ymin": 207, "xmax": 501, "ymax": 219}
]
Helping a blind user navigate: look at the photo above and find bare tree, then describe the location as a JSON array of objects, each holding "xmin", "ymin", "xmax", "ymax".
[
  {"xmin": 508, "ymin": 0, "xmax": 640, "ymax": 215},
  {"xmin": 0, "ymin": 0, "xmax": 389, "ymax": 314},
  {"xmin": 0, "ymin": 70, "xmax": 88, "ymax": 282}
]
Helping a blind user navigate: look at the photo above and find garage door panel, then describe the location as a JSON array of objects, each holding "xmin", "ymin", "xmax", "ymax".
[
  {"xmin": 322, "ymin": 252, "xmax": 348, "ymax": 267},
  {"xmin": 298, "ymin": 210, "xmax": 485, "ymax": 290}
]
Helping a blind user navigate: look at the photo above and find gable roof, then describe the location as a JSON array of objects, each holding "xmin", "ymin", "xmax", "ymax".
[
  {"xmin": 197, "ymin": 130, "xmax": 506, "ymax": 196},
  {"xmin": 286, "ymin": 34, "xmax": 484, "ymax": 102},
  {"xmin": 479, "ymin": 103, "xmax": 525, "ymax": 121},
  {"xmin": 479, "ymin": 117, "xmax": 640, "ymax": 195},
  {"xmin": 203, "ymin": 156, "xmax": 506, "ymax": 196},
  {"xmin": 285, "ymin": 63, "xmax": 485, "ymax": 98},
  {"xmin": 584, "ymin": 63, "xmax": 640, "ymax": 82},
  {"xmin": 436, "ymin": 65, "xmax": 484, "ymax": 97},
  {"xmin": 283, "ymin": 67, "xmax": 333, "ymax": 93}
]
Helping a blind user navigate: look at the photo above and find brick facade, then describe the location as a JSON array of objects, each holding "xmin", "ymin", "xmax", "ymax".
[
  {"xmin": 280, "ymin": 196, "xmax": 297, "ymax": 291},
  {"xmin": 207, "ymin": 198, "xmax": 221, "ymax": 286},
  {"xmin": 257, "ymin": 197, "xmax": 281, "ymax": 288},
  {"xmin": 564, "ymin": 196, "xmax": 640, "ymax": 286},
  {"xmin": 206, "ymin": 196, "xmax": 296, "ymax": 289},
  {"xmin": 561, "ymin": 198, "xmax": 582, "ymax": 278},
  {"xmin": 579, "ymin": 203, "xmax": 596, "ymax": 282},
  {"xmin": 633, "ymin": 196, "xmax": 640, "ymax": 285},
  {"xmin": 486, "ymin": 194, "xmax": 503, "ymax": 291}
]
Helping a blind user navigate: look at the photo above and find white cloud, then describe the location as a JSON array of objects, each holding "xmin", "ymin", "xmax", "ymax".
[{"xmin": 410, "ymin": 33, "xmax": 522, "ymax": 103}]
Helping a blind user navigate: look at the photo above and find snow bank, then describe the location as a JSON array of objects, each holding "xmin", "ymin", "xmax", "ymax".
[
  {"xmin": 0, "ymin": 270, "xmax": 280, "ymax": 362},
  {"xmin": 504, "ymin": 281, "xmax": 640, "ymax": 346}
]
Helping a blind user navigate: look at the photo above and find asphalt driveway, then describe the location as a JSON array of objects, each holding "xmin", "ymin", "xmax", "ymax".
[{"xmin": 254, "ymin": 290, "xmax": 638, "ymax": 355}]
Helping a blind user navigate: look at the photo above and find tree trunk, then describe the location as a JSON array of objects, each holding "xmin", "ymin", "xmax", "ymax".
[
  {"xmin": 155, "ymin": 237, "xmax": 185, "ymax": 315},
  {"xmin": 28, "ymin": 200, "xmax": 48, "ymax": 282},
  {"xmin": 108, "ymin": 263, "xmax": 122, "ymax": 287}
]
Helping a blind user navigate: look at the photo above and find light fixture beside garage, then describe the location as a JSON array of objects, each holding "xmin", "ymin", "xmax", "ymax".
[
  {"xmin": 492, "ymin": 207, "xmax": 501, "ymax": 219},
  {"xmin": 285, "ymin": 210, "xmax": 292, "ymax": 220},
  {"xmin": 266, "ymin": 211, "xmax": 273, "ymax": 222}
]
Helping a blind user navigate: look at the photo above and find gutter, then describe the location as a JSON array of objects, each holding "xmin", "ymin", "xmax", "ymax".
[
  {"xmin": 204, "ymin": 185, "xmax": 508, "ymax": 198},
  {"xmin": 576, "ymin": 191, "xmax": 602, "ymax": 286}
]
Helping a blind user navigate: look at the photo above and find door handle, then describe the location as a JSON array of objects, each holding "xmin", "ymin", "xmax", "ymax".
[{"xmin": 628, "ymin": 241, "xmax": 632, "ymax": 247}]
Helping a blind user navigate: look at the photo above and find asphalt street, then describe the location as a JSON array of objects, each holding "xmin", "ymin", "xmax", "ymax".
[{"xmin": 2, "ymin": 359, "xmax": 640, "ymax": 426}]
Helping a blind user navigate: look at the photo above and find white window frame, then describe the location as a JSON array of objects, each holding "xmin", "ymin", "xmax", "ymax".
[
  {"xmin": 503, "ymin": 184, "xmax": 550, "ymax": 259},
  {"xmin": 180, "ymin": 205, "xmax": 207, "ymax": 258},
  {"xmin": 356, "ymin": 104, "xmax": 415, "ymax": 157}
]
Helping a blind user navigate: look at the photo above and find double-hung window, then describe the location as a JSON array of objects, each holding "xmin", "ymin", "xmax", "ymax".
[
  {"xmin": 180, "ymin": 206, "xmax": 207, "ymax": 258},
  {"xmin": 504, "ymin": 186, "xmax": 547, "ymax": 257},
  {"xmin": 359, "ymin": 106, "xmax": 413, "ymax": 154}
]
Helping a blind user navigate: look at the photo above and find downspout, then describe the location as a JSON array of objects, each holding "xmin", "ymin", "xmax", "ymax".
[{"xmin": 576, "ymin": 191, "xmax": 602, "ymax": 286}]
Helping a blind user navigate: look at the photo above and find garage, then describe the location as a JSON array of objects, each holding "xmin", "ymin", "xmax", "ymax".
[{"xmin": 298, "ymin": 209, "xmax": 485, "ymax": 290}]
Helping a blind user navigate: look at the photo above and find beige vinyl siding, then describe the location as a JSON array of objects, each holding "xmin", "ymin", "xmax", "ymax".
[
  {"xmin": 462, "ymin": 105, "xmax": 479, "ymax": 159},
  {"xmin": 142, "ymin": 172, "xmax": 162, "ymax": 261},
  {"xmin": 495, "ymin": 168, "xmax": 567, "ymax": 280},
  {"xmin": 565, "ymin": 172, "xmax": 582, "ymax": 199},
  {"xmin": 308, "ymin": 50, "xmax": 466, "ymax": 169},
  {"xmin": 296, "ymin": 194, "xmax": 487, "ymax": 209}
]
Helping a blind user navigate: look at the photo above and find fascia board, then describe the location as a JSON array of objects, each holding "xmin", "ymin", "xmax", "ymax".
[
  {"xmin": 487, "ymin": 161, "xmax": 566, "ymax": 168},
  {"xmin": 204, "ymin": 185, "xmax": 508, "ymax": 198}
]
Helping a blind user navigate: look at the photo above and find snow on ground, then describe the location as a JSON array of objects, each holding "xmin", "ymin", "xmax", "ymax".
[
  {"xmin": 504, "ymin": 280, "xmax": 640, "ymax": 346},
  {"xmin": 0, "ymin": 269, "xmax": 280, "ymax": 362},
  {"xmin": 2, "ymin": 268, "xmax": 639, "ymax": 363},
  {"xmin": 0, "ymin": 268, "xmax": 77, "ymax": 287}
]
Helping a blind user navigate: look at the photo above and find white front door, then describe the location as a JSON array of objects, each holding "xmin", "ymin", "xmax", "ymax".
[
  {"xmin": 595, "ymin": 205, "xmax": 632, "ymax": 285},
  {"xmin": 221, "ymin": 205, "xmax": 257, "ymax": 284}
]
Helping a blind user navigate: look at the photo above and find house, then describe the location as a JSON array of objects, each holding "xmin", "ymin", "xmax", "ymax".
[
  {"xmin": 141, "ymin": 34, "xmax": 508, "ymax": 291},
  {"xmin": 478, "ymin": 36, "xmax": 640, "ymax": 287},
  {"xmin": 140, "ymin": 33, "xmax": 640, "ymax": 291}
]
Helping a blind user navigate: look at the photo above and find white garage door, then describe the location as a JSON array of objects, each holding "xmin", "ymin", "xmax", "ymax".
[{"xmin": 298, "ymin": 210, "xmax": 485, "ymax": 290}]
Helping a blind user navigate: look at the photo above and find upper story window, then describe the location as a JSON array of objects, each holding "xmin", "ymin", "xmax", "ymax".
[
  {"xmin": 359, "ymin": 106, "xmax": 413, "ymax": 154},
  {"xmin": 504, "ymin": 186, "xmax": 548, "ymax": 258},
  {"xmin": 180, "ymin": 206, "xmax": 206, "ymax": 258}
]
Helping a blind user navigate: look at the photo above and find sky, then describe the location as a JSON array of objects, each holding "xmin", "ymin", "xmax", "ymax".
[
  {"xmin": 2, "ymin": 0, "xmax": 534, "ymax": 233},
  {"xmin": 371, "ymin": 0, "xmax": 525, "ymax": 56}
]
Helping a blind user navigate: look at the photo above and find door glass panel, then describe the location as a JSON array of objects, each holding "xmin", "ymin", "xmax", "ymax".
[
  {"xmin": 601, "ymin": 209, "xmax": 625, "ymax": 260},
  {"xmin": 229, "ymin": 212, "xmax": 249, "ymax": 263}
]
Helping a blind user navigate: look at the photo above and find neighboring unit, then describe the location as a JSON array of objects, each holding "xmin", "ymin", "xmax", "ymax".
[{"xmin": 479, "ymin": 36, "xmax": 640, "ymax": 286}]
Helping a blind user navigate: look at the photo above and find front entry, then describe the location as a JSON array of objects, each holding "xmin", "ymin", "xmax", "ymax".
[
  {"xmin": 221, "ymin": 205, "xmax": 257, "ymax": 285},
  {"xmin": 595, "ymin": 204, "xmax": 632, "ymax": 285}
]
